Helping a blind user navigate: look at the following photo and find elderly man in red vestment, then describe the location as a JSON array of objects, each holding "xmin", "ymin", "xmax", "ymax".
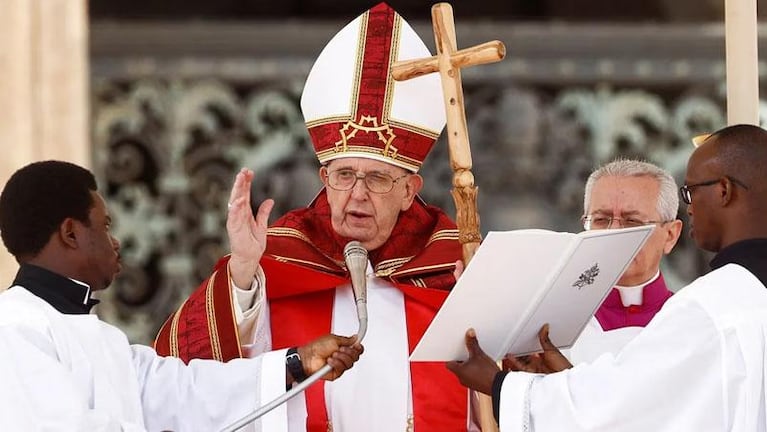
[{"xmin": 155, "ymin": 3, "xmax": 474, "ymax": 431}]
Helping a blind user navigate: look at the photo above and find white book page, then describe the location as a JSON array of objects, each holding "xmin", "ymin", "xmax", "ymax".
[{"xmin": 409, "ymin": 225, "xmax": 654, "ymax": 362}]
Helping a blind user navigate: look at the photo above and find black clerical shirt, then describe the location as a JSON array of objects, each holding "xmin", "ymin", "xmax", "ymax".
[
  {"xmin": 710, "ymin": 238, "xmax": 767, "ymax": 287},
  {"xmin": 10, "ymin": 263, "xmax": 99, "ymax": 314}
]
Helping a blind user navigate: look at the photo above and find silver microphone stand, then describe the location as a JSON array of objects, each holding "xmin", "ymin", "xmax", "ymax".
[
  {"xmin": 220, "ymin": 244, "xmax": 368, "ymax": 432},
  {"xmin": 220, "ymin": 322, "xmax": 366, "ymax": 432}
]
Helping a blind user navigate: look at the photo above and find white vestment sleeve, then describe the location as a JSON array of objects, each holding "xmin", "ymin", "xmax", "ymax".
[
  {"xmin": 0, "ymin": 326, "xmax": 146, "ymax": 432},
  {"xmin": 134, "ymin": 345, "xmax": 289, "ymax": 432},
  {"xmin": 498, "ymin": 373, "xmax": 541, "ymax": 432},
  {"xmin": 499, "ymin": 298, "xmax": 725, "ymax": 431},
  {"xmin": 232, "ymin": 265, "xmax": 272, "ymax": 351}
]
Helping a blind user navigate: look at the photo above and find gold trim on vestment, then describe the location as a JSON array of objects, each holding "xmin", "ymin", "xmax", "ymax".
[
  {"xmin": 205, "ymin": 270, "xmax": 223, "ymax": 361},
  {"xmin": 268, "ymin": 227, "xmax": 313, "ymax": 243},
  {"xmin": 225, "ymin": 261, "xmax": 243, "ymax": 358},
  {"xmin": 390, "ymin": 262, "xmax": 457, "ymax": 278},
  {"xmin": 427, "ymin": 229, "xmax": 460, "ymax": 244},
  {"xmin": 269, "ymin": 254, "xmax": 340, "ymax": 273},
  {"xmin": 169, "ymin": 298, "xmax": 187, "ymax": 358}
]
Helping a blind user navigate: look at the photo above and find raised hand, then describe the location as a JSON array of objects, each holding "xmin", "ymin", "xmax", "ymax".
[
  {"xmin": 298, "ymin": 334, "xmax": 364, "ymax": 381},
  {"xmin": 226, "ymin": 168, "xmax": 274, "ymax": 288},
  {"xmin": 446, "ymin": 328, "xmax": 500, "ymax": 395},
  {"xmin": 503, "ymin": 324, "xmax": 572, "ymax": 374}
]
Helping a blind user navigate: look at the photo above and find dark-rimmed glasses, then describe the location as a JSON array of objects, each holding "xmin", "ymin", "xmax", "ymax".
[
  {"xmin": 679, "ymin": 176, "xmax": 750, "ymax": 205},
  {"xmin": 326, "ymin": 169, "xmax": 409, "ymax": 194},
  {"xmin": 581, "ymin": 215, "xmax": 669, "ymax": 231}
]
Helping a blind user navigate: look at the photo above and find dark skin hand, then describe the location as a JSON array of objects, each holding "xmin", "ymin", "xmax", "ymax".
[
  {"xmin": 446, "ymin": 328, "xmax": 500, "ymax": 395},
  {"xmin": 296, "ymin": 334, "xmax": 364, "ymax": 383},
  {"xmin": 446, "ymin": 325, "xmax": 573, "ymax": 395},
  {"xmin": 503, "ymin": 324, "xmax": 572, "ymax": 374}
]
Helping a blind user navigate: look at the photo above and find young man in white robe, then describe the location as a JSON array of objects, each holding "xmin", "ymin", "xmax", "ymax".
[
  {"xmin": 0, "ymin": 160, "xmax": 363, "ymax": 432},
  {"xmin": 447, "ymin": 123, "xmax": 767, "ymax": 431}
]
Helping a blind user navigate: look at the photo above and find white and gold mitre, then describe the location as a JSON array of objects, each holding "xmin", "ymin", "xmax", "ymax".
[{"xmin": 300, "ymin": 2, "xmax": 446, "ymax": 173}]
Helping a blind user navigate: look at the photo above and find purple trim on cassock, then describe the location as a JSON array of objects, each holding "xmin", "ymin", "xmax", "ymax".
[{"xmin": 594, "ymin": 273, "xmax": 673, "ymax": 331}]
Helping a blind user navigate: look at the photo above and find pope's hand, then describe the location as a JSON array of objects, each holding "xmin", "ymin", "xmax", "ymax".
[{"xmin": 226, "ymin": 168, "xmax": 274, "ymax": 288}]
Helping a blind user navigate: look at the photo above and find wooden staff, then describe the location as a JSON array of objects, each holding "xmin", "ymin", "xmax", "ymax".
[{"xmin": 392, "ymin": 3, "xmax": 505, "ymax": 430}]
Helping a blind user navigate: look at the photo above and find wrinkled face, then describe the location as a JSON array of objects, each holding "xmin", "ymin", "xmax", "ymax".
[
  {"xmin": 684, "ymin": 143, "xmax": 722, "ymax": 252},
  {"xmin": 586, "ymin": 176, "xmax": 682, "ymax": 286},
  {"xmin": 320, "ymin": 158, "xmax": 421, "ymax": 251},
  {"xmin": 78, "ymin": 192, "xmax": 122, "ymax": 291}
]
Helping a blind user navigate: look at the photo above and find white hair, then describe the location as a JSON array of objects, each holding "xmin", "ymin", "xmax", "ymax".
[{"xmin": 583, "ymin": 158, "xmax": 679, "ymax": 221}]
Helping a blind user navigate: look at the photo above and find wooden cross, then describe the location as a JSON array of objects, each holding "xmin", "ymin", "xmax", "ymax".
[
  {"xmin": 392, "ymin": 2, "xmax": 504, "ymax": 263},
  {"xmin": 391, "ymin": 3, "xmax": 505, "ymax": 431}
]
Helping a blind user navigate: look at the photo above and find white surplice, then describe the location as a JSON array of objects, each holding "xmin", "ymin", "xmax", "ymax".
[
  {"xmin": 564, "ymin": 318, "xmax": 642, "ymax": 364},
  {"xmin": 498, "ymin": 263, "xmax": 767, "ymax": 431},
  {"xmin": 0, "ymin": 286, "xmax": 290, "ymax": 432}
]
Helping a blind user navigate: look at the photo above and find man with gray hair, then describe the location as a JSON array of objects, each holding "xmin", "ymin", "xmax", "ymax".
[{"xmin": 566, "ymin": 159, "xmax": 683, "ymax": 361}]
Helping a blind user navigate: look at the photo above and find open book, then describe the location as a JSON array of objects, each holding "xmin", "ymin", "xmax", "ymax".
[{"xmin": 409, "ymin": 225, "xmax": 655, "ymax": 362}]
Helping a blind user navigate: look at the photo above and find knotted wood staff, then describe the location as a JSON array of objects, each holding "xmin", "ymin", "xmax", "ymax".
[{"xmin": 391, "ymin": 3, "xmax": 505, "ymax": 431}]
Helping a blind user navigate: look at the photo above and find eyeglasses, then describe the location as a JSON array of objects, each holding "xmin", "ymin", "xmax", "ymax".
[
  {"xmin": 325, "ymin": 169, "xmax": 410, "ymax": 194},
  {"xmin": 679, "ymin": 176, "xmax": 750, "ymax": 205},
  {"xmin": 581, "ymin": 215, "xmax": 668, "ymax": 231}
]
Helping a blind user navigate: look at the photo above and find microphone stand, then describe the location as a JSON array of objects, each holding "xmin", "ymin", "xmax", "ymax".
[
  {"xmin": 219, "ymin": 363, "xmax": 333, "ymax": 432},
  {"xmin": 220, "ymin": 243, "xmax": 368, "ymax": 432}
]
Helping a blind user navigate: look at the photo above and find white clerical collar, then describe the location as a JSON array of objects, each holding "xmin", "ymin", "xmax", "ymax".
[
  {"xmin": 614, "ymin": 270, "xmax": 660, "ymax": 307},
  {"xmin": 68, "ymin": 278, "xmax": 93, "ymax": 305}
]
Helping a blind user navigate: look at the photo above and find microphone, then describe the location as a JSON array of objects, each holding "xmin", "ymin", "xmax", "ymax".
[
  {"xmin": 219, "ymin": 241, "xmax": 370, "ymax": 432},
  {"xmin": 344, "ymin": 241, "xmax": 369, "ymax": 341}
]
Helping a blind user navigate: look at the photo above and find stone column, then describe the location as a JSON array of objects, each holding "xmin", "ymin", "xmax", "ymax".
[{"xmin": 0, "ymin": 0, "xmax": 89, "ymax": 287}]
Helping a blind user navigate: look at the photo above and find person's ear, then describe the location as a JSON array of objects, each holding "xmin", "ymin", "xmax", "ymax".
[
  {"xmin": 318, "ymin": 166, "xmax": 329, "ymax": 185},
  {"xmin": 401, "ymin": 173, "xmax": 423, "ymax": 211},
  {"xmin": 59, "ymin": 218, "xmax": 79, "ymax": 249},
  {"xmin": 663, "ymin": 219, "xmax": 683, "ymax": 255},
  {"xmin": 720, "ymin": 177, "xmax": 736, "ymax": 206}
]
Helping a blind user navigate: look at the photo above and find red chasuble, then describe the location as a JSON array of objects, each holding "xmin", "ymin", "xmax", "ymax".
[{"xmin": 155, "ymin": 190, "xmax": 468, "ymax": 431}]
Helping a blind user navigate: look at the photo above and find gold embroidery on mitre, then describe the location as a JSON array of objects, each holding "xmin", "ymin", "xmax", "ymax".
[
  {"xmin": 349, "ymin": 11, "xmax": 368, "ymax": 115},
  {"xmin": 381, "ymin": 13, "xmax": 402, "ymax": 125},
  {"xmin": 335, "ymin": 114, "xmax": 399, "ymax": 158}
]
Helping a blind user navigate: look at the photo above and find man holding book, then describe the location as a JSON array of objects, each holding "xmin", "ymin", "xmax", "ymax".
[{"xmin": 448, "ymin": 124, "xmax": 767, "ymax": 431}]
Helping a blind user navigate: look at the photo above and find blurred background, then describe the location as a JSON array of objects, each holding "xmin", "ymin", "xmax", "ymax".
[{"xmin": 2, "ymin": 0, "xmax": 766, "ymax": 343}]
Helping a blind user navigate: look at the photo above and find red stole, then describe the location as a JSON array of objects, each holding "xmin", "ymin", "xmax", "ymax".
[{"xmin": 264, "ymin": 258, "xmax": 467, "ymax": 431}]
